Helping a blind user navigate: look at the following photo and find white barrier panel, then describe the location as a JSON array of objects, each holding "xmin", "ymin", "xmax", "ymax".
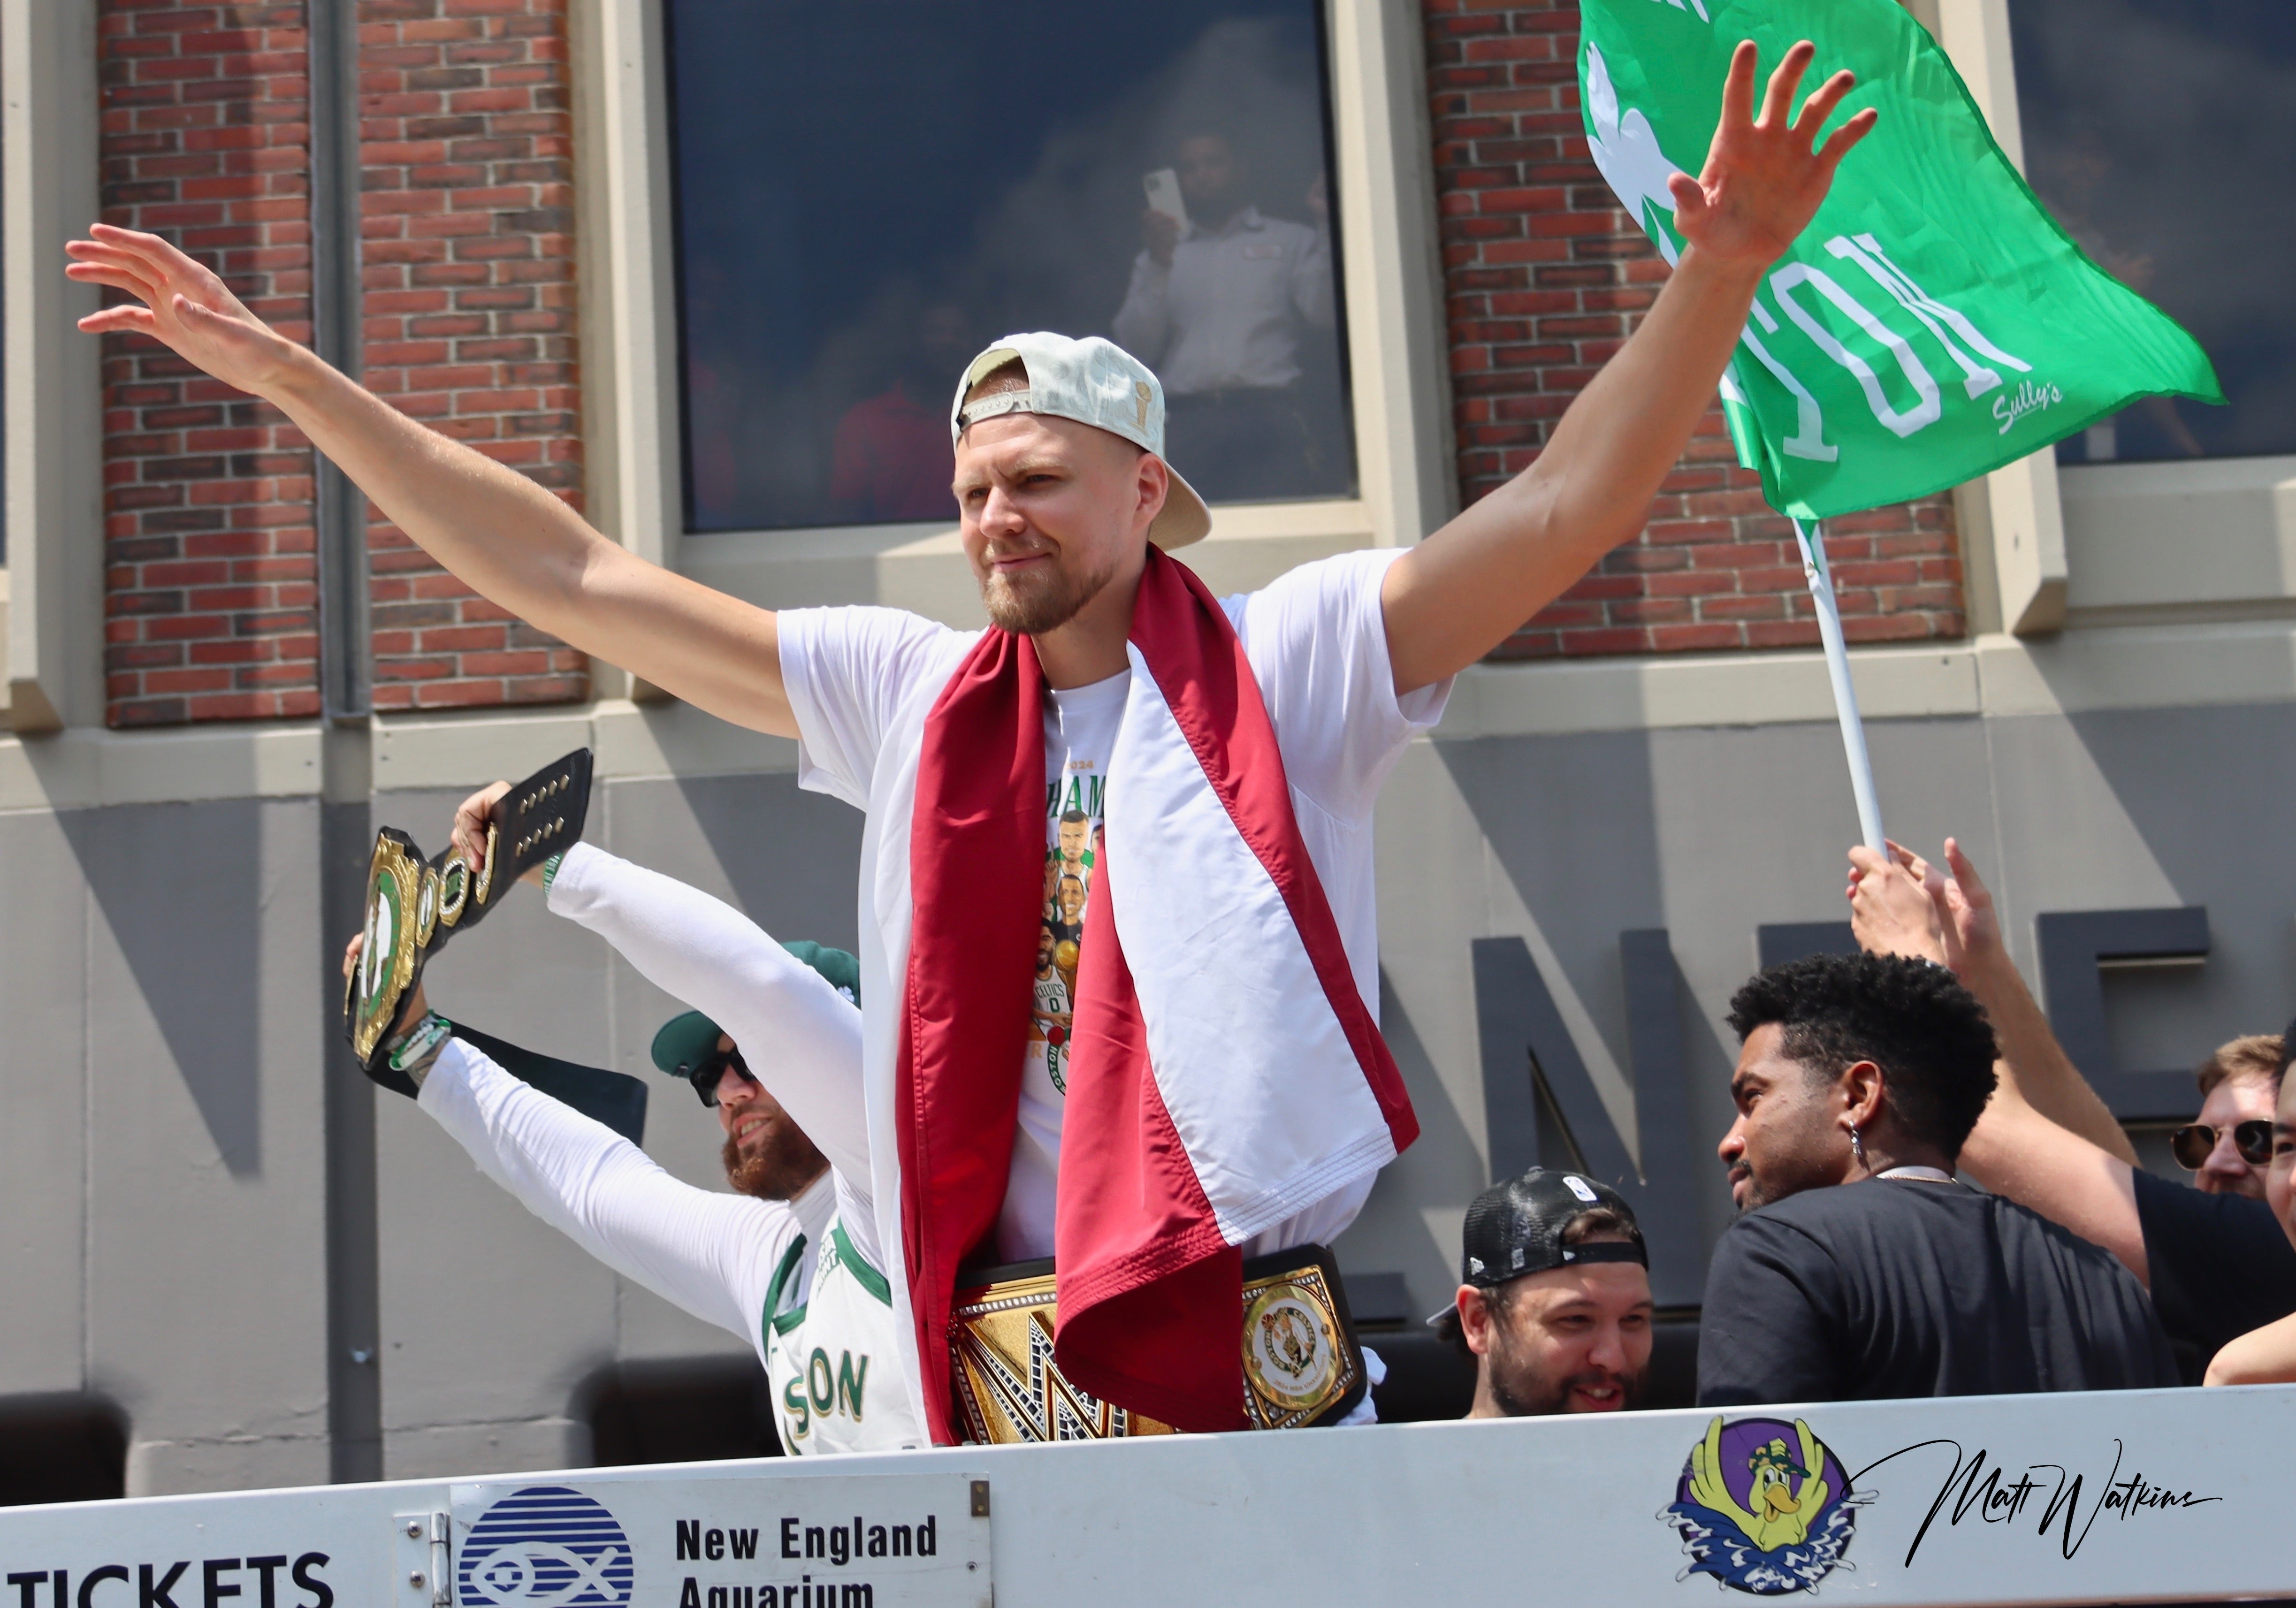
[{"xmin": 4, "ymin": 1385, "xmax": 2294, "ymax": 1607}]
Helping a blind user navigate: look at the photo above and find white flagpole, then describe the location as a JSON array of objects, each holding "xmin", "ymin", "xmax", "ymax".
[{"xmin": 1793, "ymin": 517, "xmax": 1887, "ymax": 853}]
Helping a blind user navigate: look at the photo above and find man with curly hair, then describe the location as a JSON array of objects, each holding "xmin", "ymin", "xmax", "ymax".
[{"xmin": 1699, "ymin": 953, "xmax": 2177, "ymax": 1406}]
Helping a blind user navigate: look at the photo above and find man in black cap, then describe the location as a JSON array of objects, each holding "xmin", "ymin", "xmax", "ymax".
[
  {"xmin": 1435, "ymin": 1168, "xmax": 1654, "ymax": 1416},
  {"xmin": 1702, "ymin": 952, "xmax": 2177, "ymax": 1406}
]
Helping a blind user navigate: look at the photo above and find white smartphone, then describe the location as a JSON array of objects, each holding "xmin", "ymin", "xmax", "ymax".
[{"xmin": 1142, "ymin": 168, "xmax": 1189, "ymax": 231}]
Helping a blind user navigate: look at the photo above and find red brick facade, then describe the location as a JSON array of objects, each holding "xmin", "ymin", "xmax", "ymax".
[
  {"xmin": 95, "ymin": 0, "xmax": 585, "ymax": 728},
  {"xmin": 98, "ymin": 0, "xmax": 321, "ymax": 727},
  {"xmin": 359, "ymin": 0, "xmax": 586, "ymax": 711},
  {"xmin": 91, "ymin": 0, "xmax": 1966, "ymax": 727},
  {"xmin": 1424, "ymin": 0, "xmax": 1965, "ymax": 658}
]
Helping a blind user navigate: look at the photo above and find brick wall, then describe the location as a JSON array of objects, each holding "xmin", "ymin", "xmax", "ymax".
[
  {"xmin": 94, "ymin": 0, "xmax": 587, "ymax": 727},
  {"xmin": 1424, "ymin": 0, "xmax": 1965, "ymax": 658},
  {"xmin": 98, "ymin": 0, "xmax": 321, "ymax": 727},
  {"xmin": 359, "ymin": 0, "xmax": 586, "ymax": 710}
]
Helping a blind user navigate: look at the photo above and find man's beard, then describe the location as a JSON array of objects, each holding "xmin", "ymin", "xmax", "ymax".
[
  {"xmin": 1730, "ymin": 1164, "xmax": 1772, "ymax": 1215},
  {"xmin": 1485, "ymin": 1335, "xmax": 1644, "ymax": 1417},
  {"xmin": 723, "ymin": 1126, "xmax": 830, "ymax": 1202},
  {"xmin": 979, "ymin": 545, "xmax": 1121, "ymax": 635}
]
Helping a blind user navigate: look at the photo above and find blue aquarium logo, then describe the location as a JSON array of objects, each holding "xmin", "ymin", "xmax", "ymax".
[
  {"xmin": 1662, "ymin": 1417, "xmax": 1875, "ymax": 1595},
  {"xmin": 459, "ymin": 1486, "xmax": 635, "ymax": 1608}
]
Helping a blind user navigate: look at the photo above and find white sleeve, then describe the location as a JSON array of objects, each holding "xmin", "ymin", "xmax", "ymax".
[
  {"xmin": 418, "ymin": 1037, "xmax": 790, "ymax": 1346},
  {"xmin": 1111, "ymin": 251, "xmax": 1172, "ymax": 361},
  {"xmin": 544, "ymin": 841, "xmax": 871, "ymax": 1189},
  {"xmin": 1290, "ymin": 224, "xmax": 1335, "ymax": 331},
  {"xmin": 1231, "ymin": 549, "xmax": 1453, "ymax": 819},
  {"xmin": 776, "ymin": 606, "xmax": 968, "ymax": 807}
]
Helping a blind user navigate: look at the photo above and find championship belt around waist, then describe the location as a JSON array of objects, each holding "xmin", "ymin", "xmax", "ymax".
[
  {"xmin": 947, "ymin": 1243, "xmax": 1368, "ymax": 1444},
  {"xmin": 343, "ymin": 748, "xmax": 593, "ymax": 1088}
]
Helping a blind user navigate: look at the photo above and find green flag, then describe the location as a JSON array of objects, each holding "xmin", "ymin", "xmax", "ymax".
[{"xmin": 1577, "ymin": 0, "xmax": 2221, "ymax": 521}]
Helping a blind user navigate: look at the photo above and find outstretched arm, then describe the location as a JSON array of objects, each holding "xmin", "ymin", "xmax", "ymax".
[
  {"xmin": 422, "ymin": 1036, "xmax": 793, "ymax": 1342},
  {"xmin": 1381, "ymin": 40, "xmax": 1876, "ymax": 694},
  {"xmin": 451, "ymin": 781, "xmax": 872, "ymax": 1189},
  {"xmin": 66, "ymin": 225, "xmax": 797, "ymax": 736},
  {"xmin": 1847, "ymin": 838, "xmax": 2148, "ymax": 1283}
]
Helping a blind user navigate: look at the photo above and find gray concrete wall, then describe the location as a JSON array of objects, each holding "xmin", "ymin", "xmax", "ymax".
[
  {"xmin": 0, "ymin": 798, "xmax": 332, "ymax": 1493},
  {"xmin": 2, "ymin": 697, "xmax": 2286, "ymax": 1490},
  {"xmin": 1347, "ymin": 701, "xmax": 2296, "ymax": 1320}
]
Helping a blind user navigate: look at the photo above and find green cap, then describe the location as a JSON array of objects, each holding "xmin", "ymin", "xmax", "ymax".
[{"xmin": 648, "ymin": 940, "xmax": 860, "ymax": 1078}]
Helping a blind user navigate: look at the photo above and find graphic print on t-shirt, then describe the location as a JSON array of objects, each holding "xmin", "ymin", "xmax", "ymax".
[{"xmin": 1031, "ymin": 767, "xmax": 1105, "ymax": 1095}]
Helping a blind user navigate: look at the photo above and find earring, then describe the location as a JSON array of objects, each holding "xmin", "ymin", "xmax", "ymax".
[{"xmin": 1850, "ymin": 1126, "xmax": 1868, "ymax": 1171}]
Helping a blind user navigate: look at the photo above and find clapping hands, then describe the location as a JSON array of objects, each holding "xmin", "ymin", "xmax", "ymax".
[{"xmin": 1847, "ymin": 837, "xmax": 2001, "ymax": 976}]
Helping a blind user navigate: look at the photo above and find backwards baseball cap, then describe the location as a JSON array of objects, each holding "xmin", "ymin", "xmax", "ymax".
[
  {"xmin": 949, "ymin": 331, "xmax": 1213, "ymax": 550},
  {"xmin": 1457, "ymin": 1167, "xmax": 1648, "ymax": 1289},
  {"xmin": 648, "ymin": 941, "xmax": 861, "ymax": 1091}
]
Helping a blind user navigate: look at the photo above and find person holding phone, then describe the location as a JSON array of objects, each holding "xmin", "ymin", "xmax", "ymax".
[{"xmin": 1113, "ymin": 130, "xmax": 1335, "ymax": 501}]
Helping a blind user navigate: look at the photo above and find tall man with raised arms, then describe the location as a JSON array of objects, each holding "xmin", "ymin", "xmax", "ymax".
[{"xmin": 69, "ymin": 43, "xmax": 1873, "ymax": 1441}]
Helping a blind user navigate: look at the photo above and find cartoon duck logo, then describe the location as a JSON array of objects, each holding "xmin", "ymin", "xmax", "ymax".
[{"xmin": 1661, "ymin": 1417, "xmax": 1874, "ymax": 1595}]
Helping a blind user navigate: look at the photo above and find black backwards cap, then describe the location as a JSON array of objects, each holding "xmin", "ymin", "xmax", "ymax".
[{"xmin": 1457, "ymin": 1167, "xmax": 1647, "ymax": 1288}]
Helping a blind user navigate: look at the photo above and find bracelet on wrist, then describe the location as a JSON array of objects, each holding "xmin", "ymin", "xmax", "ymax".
[{"xmin": 385, "ymin": 1011, "xmax": 453, "ymax": 1087}]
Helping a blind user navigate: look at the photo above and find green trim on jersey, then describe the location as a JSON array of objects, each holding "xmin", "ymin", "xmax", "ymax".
[
  {"xmin": 763, "ymin": 1234, "xmax": 809, "ymax": 1341},
  {"xmin": 830, "ymin": 1221, "xmax": 892, "ymax": 1307}
]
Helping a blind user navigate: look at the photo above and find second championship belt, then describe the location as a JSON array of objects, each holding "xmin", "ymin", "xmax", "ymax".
[
  {"xmin": 948, "ymin": 1243, "xmax": 1369, "ymax": 1443},
  {"xmin": 343, "ymin": 748, "xmax": 594, "ymax": 1087}
]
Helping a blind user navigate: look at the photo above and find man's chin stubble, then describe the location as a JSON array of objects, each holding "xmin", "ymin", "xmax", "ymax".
[
  {"xmin": 1492, "ymin": 1366, "xmax": 1643, "ymax": 1417},
  {"xmin": 980, "ymin": 555, "xmax": 1119, "ymax": 636}
]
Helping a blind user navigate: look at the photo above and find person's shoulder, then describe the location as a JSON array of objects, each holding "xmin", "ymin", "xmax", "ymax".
[
  {"xmin": 1717, "ymin": 1188, "xmax": 1861, "ymax": 1248},
  {"xmin": 1222, "ymin": 548, "xmax": 1399, "ymax": 653},
  {"xmin": 1229, "ymin": 547, "xmax": 1401, "ymax": 611},
  {"xmin": 1745, "ymin": 1181, "xmax": 1896, "ymax": 1225},
  {"xmin": 786, "ymin": 604, "xmax": 972, "ymax": 660},
  {"xmin": 1249, "ymin": 211, "xmax": 1319, "ymax": 246},
  {"xmin": 778, "ymin": 607, "xmax": 978, "ymax": 725},
  {"xmin": 2131, "ymin": 1167, "xmax": 2294, "ymax": 1255}
]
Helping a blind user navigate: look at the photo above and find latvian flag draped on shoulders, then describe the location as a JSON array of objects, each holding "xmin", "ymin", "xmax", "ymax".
[{"xmin": 890, "ymin": 547, "xmax": 1416, "ymax": 1440}]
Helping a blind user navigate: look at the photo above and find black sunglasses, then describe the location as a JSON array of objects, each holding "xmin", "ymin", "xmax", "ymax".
[
  {"xmin": 2169, "ymin": 1120, "xmax": 2272, "ymax": 1171},
  {"xmin": 683, "ymin": 1047, "xmax": 759, "ymax": 1108}
]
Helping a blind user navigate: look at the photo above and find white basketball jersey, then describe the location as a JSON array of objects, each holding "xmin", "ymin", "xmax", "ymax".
[{"xmin": 763, "ymin": 1213, "xmax": 922, "ymax": 1455}]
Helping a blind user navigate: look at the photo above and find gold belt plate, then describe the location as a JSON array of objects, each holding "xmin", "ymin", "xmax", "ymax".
[{"xmin": 947, "ymin": 1250, "xmax": 1362, "ymax": 1444}]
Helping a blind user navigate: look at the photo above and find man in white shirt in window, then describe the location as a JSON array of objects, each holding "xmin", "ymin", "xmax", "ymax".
[
  {"xmin": 1113, "ymin": 130, "xmax": 1336, "ymax": 500},
  {"xmin": 69, "ymin": 39, "xmax": 1875, "ymax": 1443}
]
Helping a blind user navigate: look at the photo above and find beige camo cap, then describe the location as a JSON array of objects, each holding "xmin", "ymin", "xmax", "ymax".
[{"xmin": 949, "ymin": 331, "xmax": 1213, "ymax": 550}]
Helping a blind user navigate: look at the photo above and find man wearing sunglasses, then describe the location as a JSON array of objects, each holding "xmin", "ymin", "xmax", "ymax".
[
  {"xmin": 2170, "ymin": 1035, "xmax": 2281, "ymax": 1199},
  {"xmin": 2197, "ymin": 1062, "xmax": 2296, "ymax": 1385},
  {"xmin": 1848, "ymin": 838, "xmax": 2296, "ymax": 1386},
  {"xmin": 363, "ymin": 788, "xmax": 922, "ymax": 1456}
]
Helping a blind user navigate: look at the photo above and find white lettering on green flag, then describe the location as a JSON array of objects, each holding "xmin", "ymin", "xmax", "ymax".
[{"xmin": 1578, "ymin": 0, "xmax": 2221, "ymax": 521}]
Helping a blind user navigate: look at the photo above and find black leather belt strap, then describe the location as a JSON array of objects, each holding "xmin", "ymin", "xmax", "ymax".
[{"xmin": 343, "ymin": 747, "xmax": 594, "ymax": 1081}]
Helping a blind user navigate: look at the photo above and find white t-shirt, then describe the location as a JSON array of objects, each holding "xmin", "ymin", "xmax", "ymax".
[
  {"xmin": 778, "ymin": 548, "xmax": 1450, "ymax": 1265},
  {"xmin": 1008, "ymin": 669, "xmax": 1126, "ymax": 1257}
]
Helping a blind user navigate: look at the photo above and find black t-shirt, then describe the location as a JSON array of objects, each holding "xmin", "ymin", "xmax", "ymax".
[
  {"xmin": 1698, "ymin": 1178, "xmax": 2179, "ymax": 1406},
  {"xmin": 2132, "ymin": 1167, "xmax": 2296, "ymax": 1383}
]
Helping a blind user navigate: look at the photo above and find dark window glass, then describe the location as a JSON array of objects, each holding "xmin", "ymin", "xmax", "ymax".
[
  {"xmin": 2010, "ymin": 0, "xmax": 2296, "ymax": 465},
  {"xmin": 665, "ymin": 0, "xmax": 1354, "ymax": 533}
]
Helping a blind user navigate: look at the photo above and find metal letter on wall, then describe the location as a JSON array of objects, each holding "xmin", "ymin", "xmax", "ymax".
[
  {"xmin": 2034, "ymin": 907, "xmax": 2210, "ymax": 1121},
  {"xmin": 1469, "ymin": 935, "xmax": 1705, "ymax": 1308},
  {"xmin": 1756, "ymin": 922, "xmax": 1857, "ymax": 970}
]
